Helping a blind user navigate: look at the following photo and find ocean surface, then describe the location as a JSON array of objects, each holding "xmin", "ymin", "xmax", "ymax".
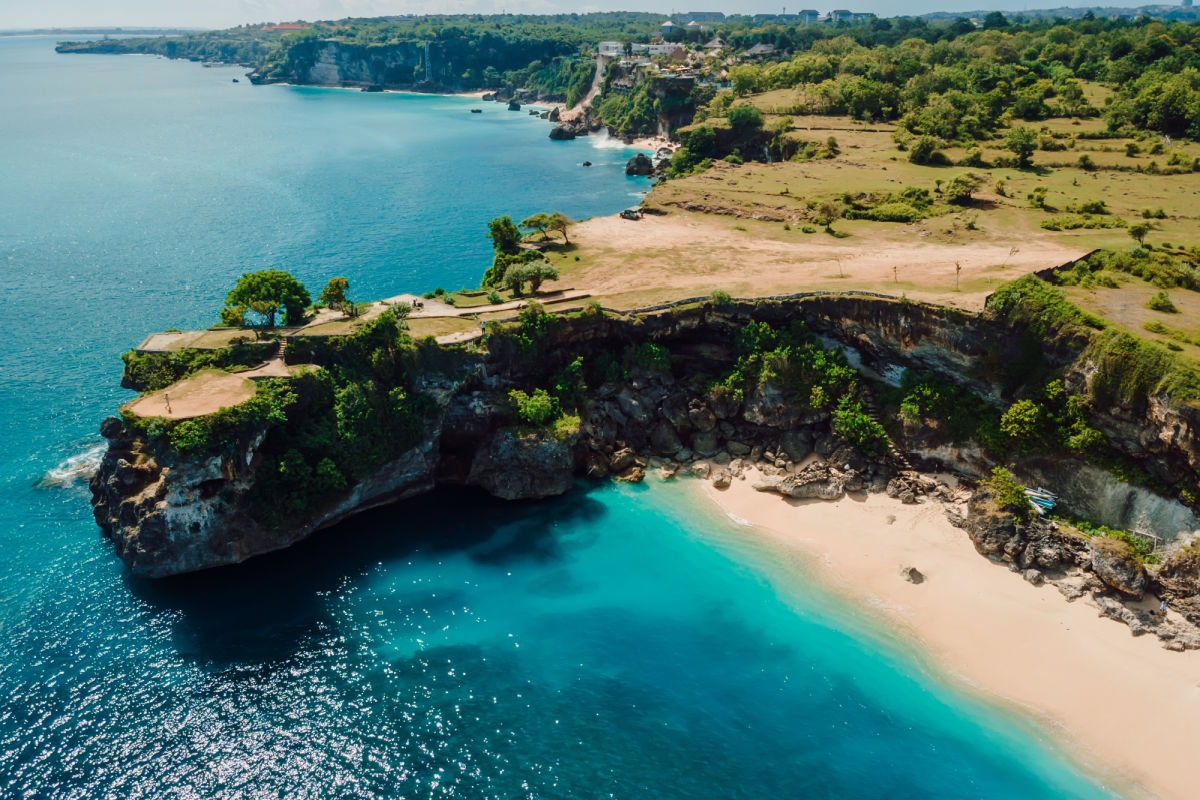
[{"xmin": 0, "ymin": 36, "xmax": 1115, "ymax": 798}]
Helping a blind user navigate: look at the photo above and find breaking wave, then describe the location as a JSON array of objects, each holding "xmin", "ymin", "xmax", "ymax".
[{"xmin": 38, "ymin": 443, "xmax": 105, "ymax": 488}]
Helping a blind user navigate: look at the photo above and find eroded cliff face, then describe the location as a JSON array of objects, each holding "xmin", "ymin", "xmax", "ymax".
[
  {"xmin": 93, "ymin": 294, "xmax": 1199, "ymax": 578},
  {"xmin": 252, "ymin": 41, "xmax": 423, "ymax": 88}
]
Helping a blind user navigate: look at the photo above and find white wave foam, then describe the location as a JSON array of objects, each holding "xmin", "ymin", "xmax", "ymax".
[
  {"xmin": 587, "ymin": 131, "xmax": 631, "ymax": 150},
  {"xmin": 39, "ymin": 443, "xmax": 105, "ymax": 488}
]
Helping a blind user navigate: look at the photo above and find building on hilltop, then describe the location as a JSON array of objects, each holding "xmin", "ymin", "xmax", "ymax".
[
  {"xmin": 745, "ymin": 42, "xmax": 778, "ymax": 58},
  {"xmin": 660, "ymin": 20, "xmax": 678, "ymax": 36},
  {"xmin": 598, "ymin": 41, "xmax": 623, "ymax": 57},
  {"xmin": 828, "ymin": 10, "xmax": 876, "ymax": 23},
  {"xmin": 681, "ymin": 11, "xmax": 725, "ymax": 23},
  {"xmin": 798, "ymin": 10, "xmax": 820, "ymax": 24}
]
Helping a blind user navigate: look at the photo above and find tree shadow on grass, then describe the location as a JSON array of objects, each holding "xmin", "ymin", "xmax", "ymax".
[{"xmin": 124, "ymin": 483, "xmax": 610, "ymax": 665}]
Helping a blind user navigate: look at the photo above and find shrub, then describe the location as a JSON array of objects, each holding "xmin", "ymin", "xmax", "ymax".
[
  {"xmin": 486, "ymin": 290, "xmax": 503, "ymax": 304},
  {"xmin": 831, "ymin": 396, "xmax": 889, "ymax": 455},
  {"xmin": 508, "ymin": 388, "xmax": 560, "ymax": 426},
  {"xmin": 726, "ymin": 104, "xmax": 764, "ymax": 134},
  {"xmin": 710, "ymin": 290, "xmax": 732, "ymax": 306},
  {"xmin": 630, "ymin": 342, "xmax": 671, "ymax": 372},
  {"xmin": 1146, "ymin": 291, "xmax": 1178, "ymax": 313},
  {"xmin": 984, "ymin": 466, "xmax": 1031, "ymax": 520}
]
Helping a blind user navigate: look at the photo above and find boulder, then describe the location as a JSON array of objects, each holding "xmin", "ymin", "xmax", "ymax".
[
  {"xmin": 711, "ymin": 472, "xmax": 732, "ymax": 490},
  {"xmin": 625, "ymin": 152, "xmax": 654, "ymax": 176},
  {"xmin": 687, "ymin": 403, "xmax": 717, "ymax": 432},
  {"xmin": 691, "ymin": 430, "xmax": 719, "ymax": 457},
  {"xmin": 1090, "ymin": 537, "xmax": 1148, "ymax": 598},
  {"xmin": 780, "ymin": 430, "xmax": 812, "ymax": 463},
  {"xmin": 507, "ymin": 99, "xmax": 521, "ymax": 111},
  {"xmin": 548, "ymin": 106, "xmax": 560, "ymax": 122},
  {"xmin": 689, "ymin": 462, "xmax": 712, "ymax": 479},
  {"xmin": 645, "ymin": 422, "xmax": 679, "ymax": 456},
  {"xmin": 609, "ymin": 447, "xmax": 637, "ymax": 473},
  {"xmin": 615, "ymin": 466, "xmax": 645, "ymax": 483},
  {"xmin": 548, "ymin": 125, "xmax": 576, "ymax": 140},
  {"xmin": 753, "ymin": 464, "xmax": 845, "ymax": 501},
  {"xmin": 709, "ymin": 391, "xmax": 741, "ymax": 420},
  {"xmin": 727, "ymin": 440, "xmax": 751, "ymax": 456},
  {"xmin": 661, "ymin": 394, "xmax": 691, "ymax": 432},
  {"xmin": 100, "ymin": 416, "xmax": 125, "ymax": 439},
  {"xmin": 899, "ymin": 565, "xmax": 925, "ymax": 584},
  {"xmin": 467, "ymin": 430, "xmax": 576, "ymax": 500},
  {"xmin": 584, "ymin": 451, "xmax": 609, "ymax": 479}
]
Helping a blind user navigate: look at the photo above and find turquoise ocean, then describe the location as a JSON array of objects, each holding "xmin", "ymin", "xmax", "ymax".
[{"xmin": 0, "ymin": 36, "xmax": 1116, "ymax": 798}]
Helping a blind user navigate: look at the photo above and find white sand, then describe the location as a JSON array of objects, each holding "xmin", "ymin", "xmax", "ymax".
[{"xmin": 701, "ymin": 469, "xmax": 1200, "ymax": 799}]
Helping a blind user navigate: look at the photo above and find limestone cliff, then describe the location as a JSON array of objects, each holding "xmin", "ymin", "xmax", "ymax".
[{"xmin": 92, "ymin": 294, "xmax": 1200, "ymax": 580}]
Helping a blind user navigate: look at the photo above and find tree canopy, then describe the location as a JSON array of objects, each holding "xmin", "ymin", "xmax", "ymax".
[{"xmin": 222, "ymin": 269, "xmax": 310, "ymax": 331}]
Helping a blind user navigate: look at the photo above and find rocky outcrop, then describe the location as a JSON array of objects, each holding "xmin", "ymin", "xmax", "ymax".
[
  {"xmin": 625, "ymin": 152, "xmax": 653, "ymax": 176},
  {"xmin": 753, "ymin": 464, "xmax": 847, "ymax": 500},
  {"xmin": 548, "ymin": 124, "xmax": 576, "ymax": 141},
  {"xmin": 93, "ymin": 292, "xmax": 1200, "ymax": 581},
  {"xmin": 467, "ymin": 430, "xmax": 578, "ymax": 500},
  {"xmin": 1089, "ymin": 537, "xmax": 1148, "ymax": 598}
]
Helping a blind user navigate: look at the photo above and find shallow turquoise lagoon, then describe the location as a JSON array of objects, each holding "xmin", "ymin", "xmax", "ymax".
[{"xmin": 0, "ymin": 36, "xmax": 1113, "ymax": 798}]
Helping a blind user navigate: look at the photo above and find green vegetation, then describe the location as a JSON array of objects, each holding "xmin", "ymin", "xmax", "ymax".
[
  {"xmin": 504, "ymin": 262, "xmax": 559, "ymax": 295},
  {"xmin": 831, "ymin": 396, "xmax": 889, "ymax": 455},
  {"xmin": 317, "ymin": 277, "xmax": 353, "ymax": 315},
  {"xmin": 509, "ymin": 388, "xmax": 559, "ymax": 426},
  {"xmin": 520, "ymin": 211, "xmax": 571, "ymax": 244},
  {"xmin": 984, "ymin": 466, "xmax": 1032, "ymax": 521},
  {"xmin": 126, "ymin": 307, "xmax": 436, "ymax": 525},
  {"xmin": 989, "ymin": 273, "xmax": 1200, "ymax": 407},
  {"xmin": 220, "ymin": 269, "xmax": 310, "ymax": 332},
  {"xmin": 483, "ymin": 215, "xmax": 547, "ymax": 289},
  {"xmin": 1059, "ymin": 514, "xmax": 1157, "ymax": 561},
  {"xmin": 121, "ymin": 342, "xmax": 275, "ymax": 392},
  {"xmin": 1147, "ymin": 290, "xmax": 1179, "ymax": 313},
  {"xmin": 710, "ymin": 320, "xmax": 890, "ymax": 451}
]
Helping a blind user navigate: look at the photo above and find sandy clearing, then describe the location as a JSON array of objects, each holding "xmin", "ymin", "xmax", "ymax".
[
  {"xmin": 569, "ymin": 213, "xmax": 1088, "ymax": 310},
  {"xmin": 125, "ymin": 370, "xmax": 255, "ymax": 420},
  {"xmin": 700, "ymin": 469, "xmax": 1200, "ymax": 800}
]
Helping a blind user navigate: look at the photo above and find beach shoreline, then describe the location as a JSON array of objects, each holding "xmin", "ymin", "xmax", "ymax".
[{"xmin": 698, "ymin": 468, "xmax": 1200, "ymax": 800}]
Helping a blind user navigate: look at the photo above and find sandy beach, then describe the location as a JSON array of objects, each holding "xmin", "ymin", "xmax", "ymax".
[{"xmin": 701, "ymin": 468, "xmax": 1200, "ymax": 799}]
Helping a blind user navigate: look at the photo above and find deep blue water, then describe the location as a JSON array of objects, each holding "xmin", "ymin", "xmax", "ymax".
[{"xmin": 0, "ymin": 36, "xmax": 1115, "ymax": 798}]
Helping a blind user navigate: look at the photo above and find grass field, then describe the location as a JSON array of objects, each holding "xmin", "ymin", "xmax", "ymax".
[{"xmin": 551, "ymin": 104, "xmax": 1198, "ymax": 310}]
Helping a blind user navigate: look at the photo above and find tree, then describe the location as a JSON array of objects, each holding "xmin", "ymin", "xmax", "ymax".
[
  {"xmin": 520, "ymin": 212, "xmax": 552, "ymax": 240},
  {"xmin": 1129, "ymin": 223, "xmax": 1150, "ymax": 245},
  {"xmin": 505, "ymin": 261, "xmax": 559, "ymax": 295},
  {"xmin": 908, "ymin": 135, "xmax": 942, "ymax": 165},
  {"xmin": 318, "ymin": 277, "xmax": 352, "ymax": 315},
  {"xmin": 223, "ymin": 269, "xmax": 310, "ymax": 333},
  {"xmin": 815, "ymin": 199, "xmax": 843, "ymax": 232},
  {"xmin": 546, "ymin": 211, "xmax": 571, "ymax": 244},
  {"xmin": 944, "ymin": 173, "xmax": 982, "ymax": 204},
  {"xmin": 726, "ymin": 104, "xmax": 764, "ymax": 135},
  {"xmin": 982, "ymin": 11, "xmax": 1008, "ymax": 30},
  {"xmin": 1004, "ymin": 126, "xmax": 1037, "ymax": 169},
  {"xmin": 687, "ymin": 125, "xmax": 717, "ymax": 159},
  {"xmin": 487, "ymin": 215, "xmax": 522, "ymax": 255}
]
